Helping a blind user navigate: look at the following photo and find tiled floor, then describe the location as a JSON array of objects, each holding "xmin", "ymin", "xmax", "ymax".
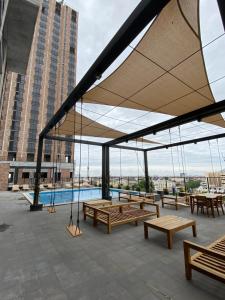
[{"xmin": 0, "ymin": 191, "xmax": 224, "ymax": 300}]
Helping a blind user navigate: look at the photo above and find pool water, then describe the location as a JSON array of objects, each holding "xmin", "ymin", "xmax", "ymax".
[{"xmin": 27, "ymin": 188, "xmax": 136, "ymax": 206}]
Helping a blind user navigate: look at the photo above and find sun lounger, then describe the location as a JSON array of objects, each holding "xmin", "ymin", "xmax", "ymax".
[
  {"xmin": 64, "ymin": 183, "xmax": 72, "ymax": 189},
  {"xmin": 22, "ymin": 184, "xmax": 30, "ymax": 191},
  {"xmin": 46, "ymin": 183, "xmax": 54, "ymax": 189},
  {"xmin": 39, "ymin": 184, "xmax": 45, "ymax": 190},
  {"xmin": 12, "ymin": 185, "xmax": 20, "ymax": 192}
]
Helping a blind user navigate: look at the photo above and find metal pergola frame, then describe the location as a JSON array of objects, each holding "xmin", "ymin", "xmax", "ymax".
[{"xmin": 31, "ymin": 0, "xmax": 225, "ymax": 211}]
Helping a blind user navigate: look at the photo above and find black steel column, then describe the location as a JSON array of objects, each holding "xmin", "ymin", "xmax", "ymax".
[
  {"xmin": 14, "ymin": 167, "xmax": 18, "ymax": 184},
  {"xmin": 217, "ymin": 0, "xmax": 225, "ymax": 30},
  {"xmin": 31, "ymin": 137, "xmax": 44, "ymax": 211},
  {"xmin": 144, "ymin": 151, "xmax": 150, "ymax": 193},
  {"xmin": 102, "ymin": 145, "xmax": 110, "ymax": 199}
]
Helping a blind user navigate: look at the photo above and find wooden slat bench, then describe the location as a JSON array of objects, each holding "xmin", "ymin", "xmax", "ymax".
[
  {"xmin": 162, "ymin": 195, "xmax": 190, "ymax": 210},
  {"xmin": 83, "ymin": 202, "xmax": 159, "ymax": 234},
  {"xmin": 183, "ymin": 235, "xmax": 225, "ymax": 283}
]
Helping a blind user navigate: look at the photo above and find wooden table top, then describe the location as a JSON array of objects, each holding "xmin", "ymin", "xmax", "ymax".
[{"xmin": 144, "ymin": 215, "xmax": 195, "ymax": 230}]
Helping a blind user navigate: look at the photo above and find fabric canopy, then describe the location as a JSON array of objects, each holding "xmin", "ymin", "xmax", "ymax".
[
  {"xmin": 83, "ymin": 0, "xmax": 225, "ymax": 128},
  {"xmin": 50, "ymin": 111, "xmax": 157, "ymax": 144}
]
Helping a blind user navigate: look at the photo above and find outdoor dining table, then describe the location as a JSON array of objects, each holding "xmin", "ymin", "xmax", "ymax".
[{"xmin": 190, "ymin": 193, "xmax": 222, "ymax": 217}]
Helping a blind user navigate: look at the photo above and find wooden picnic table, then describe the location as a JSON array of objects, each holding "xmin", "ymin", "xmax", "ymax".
[{"xmin": 144, "ymin": 215, "xmax": 196, "ymax": 249}]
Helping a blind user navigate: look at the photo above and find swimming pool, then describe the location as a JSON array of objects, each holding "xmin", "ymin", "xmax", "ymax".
[{"xmin": 25, "ymin": 188, "xmax": 139, "ymax": 206}]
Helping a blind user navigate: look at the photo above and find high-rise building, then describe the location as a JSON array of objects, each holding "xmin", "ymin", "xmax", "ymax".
[
  {"xmin": 0, "ymin": 0, "xmax": 78, "ymax": 190},
  {"xmin": 0, "ymin": 0, "xmax": 40, "ymax": 112}
]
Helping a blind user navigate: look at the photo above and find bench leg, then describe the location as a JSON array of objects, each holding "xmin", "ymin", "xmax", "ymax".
[
  {"xmin": 167, "ymin": 232, "xmax": 173, "ymax": 249},
  {"xmin": 144, "ymin": 224, "xmax": 148, "ymax": 239},
  {"xmin": 183, "ymin": 242, "xmax": 192, "ymax": 280},
  {"xmin": 192, "ymin": 224, "xmax": 197, "ymax": 237},
  {"xmin": 107, "ymin": 223, "xmax": 112, "ymax": 234}
]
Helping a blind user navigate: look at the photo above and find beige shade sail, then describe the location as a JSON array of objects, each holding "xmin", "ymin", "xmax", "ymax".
[
  {"xmin": 83, "ymin": 0, "xmax": 225, "ymax": 128},
  {"xmin": 50, "ymin": 111, "xmax": 158, "ymax": 144}
]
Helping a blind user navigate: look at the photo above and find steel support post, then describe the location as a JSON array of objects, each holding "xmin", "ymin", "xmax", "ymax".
[
  {"xmin": 144, "ymin": 151, "xmax": 150, "ymax": 193},
  {"xmin": 217, "ymin": 0, "xmax": 225, "ymax": 30},
  {"xmin": 102, "ymin": 145, "xmax": 110, "ymax": 200},
  {"xmin": 14, "ymin": 167, "xmax": 18, "ymax": 184},
  {"xmin": 31, "ymin": 137, "xmax": 44, "ymax": 211}
]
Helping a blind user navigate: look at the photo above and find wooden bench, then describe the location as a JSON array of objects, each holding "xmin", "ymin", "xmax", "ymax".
[
  {"xmin": 183, "ymin": 235, "xmax": 225, "ymax": 283},
  {"xmin": 162, "ymin": 195, "xmax": 190, "ymax": 210},
  {"xmin": 82, "ymin": 199, "xmax": 112, "ymax": 210},
  {"xmin": 83, "ymin": 202, "xmax": 159, "ymax": 234}
]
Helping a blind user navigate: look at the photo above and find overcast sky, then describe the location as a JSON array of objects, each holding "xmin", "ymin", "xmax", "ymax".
[{"xmin": 63, "ymin": 0, "xmax": 225, "ymax": 177}]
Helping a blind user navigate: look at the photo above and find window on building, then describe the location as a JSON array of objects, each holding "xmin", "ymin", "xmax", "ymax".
[
  {"xmin": 41, "ymin": 172, "xmax": 48, "ymax": 179},
  {"xmin": 44, "ymin": 154, "xmax": 51, "ymax": 162},
  {"xmin": 22, "ymin": 172, "xmax": 30, "ymax": 179},
  {"xmin": 66, "ymin": 155, "xmax": 71, "ymax": 163},
  {"xmin": 70, "ymin": 172, "xmax": 73, "ymax": 179},
  {"xmin": 7, "ymin": 152, "xmax": 16, "ymax": 161},
  {"xmin": 55, "ymin": 3, "xmax": 61, "ymax": 16},
  {"xmin": 27, "ymin": 153, "xmax": 34, "ymax": 162},
  {"xmin": 8, "ymin": 172, "xmax": 14, "ymax": 183},
  {"xmin": 70, "ymin": 46, "xmax": 75, "ymax": 54},
  {"xmin": 71, "ymin": 11, "xmax": 76, "ymax": 23}
]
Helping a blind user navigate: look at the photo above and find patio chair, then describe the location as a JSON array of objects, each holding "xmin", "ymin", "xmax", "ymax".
[
  {"xmin": 192, "ymin": 195, "xmax": 211, "ymax": 216},
  {"xmin": 213, "ymin": 195, "xmax": 224, "ymax": 216}
]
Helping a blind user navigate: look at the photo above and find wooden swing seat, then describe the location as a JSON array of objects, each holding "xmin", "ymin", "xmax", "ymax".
[
  {"xmin": 66, "ymin": 224, "xmax": 82, "ymax": 237},
  {"xmin": 48, "ymin": 206, "xmax": 56, "ymax": 213}
]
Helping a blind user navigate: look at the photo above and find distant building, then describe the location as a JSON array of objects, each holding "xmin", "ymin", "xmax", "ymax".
[
  {"xmin": 0, "ymin": 0, "xmax": 78, "ymax": 190},
  {"xmin": 207, "ymin": 172, "xmax": 223, "ymax": 188},
  {"xmin": 0, "ymin": 0, "xmax": 40, "ymax": 110}
]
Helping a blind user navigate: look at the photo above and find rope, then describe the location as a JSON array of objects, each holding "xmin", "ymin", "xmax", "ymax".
[
  {"xmin": 216, "ymin": 139, "xmax": 223, "ymax": 173},
  {"xmin": 119, "ymin": 149, "xmax": 122, "ymax": 185},
  {"xmin": 178, "ymin": 126, "xmax": 187, "ymax": 193},
  {"xmin": 208, "ymin": 140, "xmax": 215, "ymax": 176},
  {"xmin": 169, "ymin": 129, "xmax": 175, "ymax": 179},
  {"xmin": 76, "ymin": 99, "xmax": 84, "ymax": 230},
  {"xmin": 69, "ymin": 109, "xmax": 76, "ymax": 226},
  {"xmin": 50, "ymin": 126, "xmax": 57, "ymax": 208},
  {"xmin": 87, "ymin": 144, "xmax": 90, "ymax": 181}
]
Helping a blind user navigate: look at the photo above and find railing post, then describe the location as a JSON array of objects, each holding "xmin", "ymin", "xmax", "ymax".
[
  {"xmin": 144, "ymin": 151, "xmax": 150, "ymax": 193},
  {"xmin": 102, "ymin": 145, "xmax": 110, "ymax": 199},
  {"xmin": 207, "ymin": 177, "xmax": 210, "ymax": 192},
  {"xmin": 31, "ymin": 136, "xmax": 44, "ymax": 211}
]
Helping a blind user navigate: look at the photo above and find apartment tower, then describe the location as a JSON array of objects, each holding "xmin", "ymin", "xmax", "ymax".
[{"xmin": 0, "ymin": 0, "xmax": 78, "ymax": 190}]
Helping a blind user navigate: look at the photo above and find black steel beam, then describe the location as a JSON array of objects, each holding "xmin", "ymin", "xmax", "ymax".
[
  {"xmin": 144, "ymin": 151, "xmax": 150, "ymax": 193},
  {"xmin": 105, "ymin": 99, "xmax": 225, "ymax": 146},
  {"xmin": 145, "ymin": 132, "xmax": 225, "ymax": 152},
  {"xmin": 45, "ymin": 134, "xmax": 145, "ymax": 151},
  {"xmin": 217, "ymin": 0, "xmax": 225, "ymax": 30},
  {"xmin": 102, "ymin": 146, "xmax": 110, "ymax": 199},
  {"xmin": 39, "ymin": 0, "xmax": 170, "ymax": 138},
  {"xmin": 32, "ymin": 136, "xmax": 44, "ymax": 211},
  {"xmin": 46, "ymin": 135, "xmax": 103, "ymax": 147}
]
